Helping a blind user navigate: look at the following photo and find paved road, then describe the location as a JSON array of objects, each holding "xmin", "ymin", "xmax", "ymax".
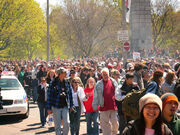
[
  {"xmin": 0, "ymin": 101, "xmax": 95, "ymax": 135},
  {"xmin": 1, "ymin": 100, "xmax": 179, "ymax": 135}
]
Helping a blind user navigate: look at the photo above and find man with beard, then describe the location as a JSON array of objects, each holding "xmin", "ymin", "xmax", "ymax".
[{"xmin": 161, "ymin": 93, "xmax": 180, "ymax": 135}]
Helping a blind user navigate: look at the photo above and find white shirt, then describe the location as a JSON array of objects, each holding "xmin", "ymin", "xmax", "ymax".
[
  {"xmin": 72, "ymin": 90, "xmax": 79, "ymax": 107},
  {"xmin": 72, "ymin": 86, "xmax": 88, "ymax": 113}
]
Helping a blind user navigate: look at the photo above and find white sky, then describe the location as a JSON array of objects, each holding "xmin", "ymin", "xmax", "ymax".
[
  {"xmin": 35, "ymin": 0, "xmax": 58, "ymax": 6},
  {"xmin": 35, "ymin": 0, "xmax": 180, "ymax": 11},
  {"xmin": 35, "ymin": 0, "xmax": 62, "ymax": 10}
]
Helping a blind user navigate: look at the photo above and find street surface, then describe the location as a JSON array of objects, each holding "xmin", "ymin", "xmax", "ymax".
[
  {"xmin": 0, "ymin": 101, "xmax": 100, "ymax": 135},
  {"xmin": 1, "ymin": 100, "xmax": 179, "ymax": 135}
]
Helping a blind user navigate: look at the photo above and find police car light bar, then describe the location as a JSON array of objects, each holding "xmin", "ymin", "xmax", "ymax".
[{"xmin": 1, "ymin": 71, "xmax": 16, "ymax": 76}]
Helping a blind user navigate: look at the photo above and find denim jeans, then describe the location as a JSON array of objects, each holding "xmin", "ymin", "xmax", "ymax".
[
  {"xmin": 69, "ymin": 107, "xmax": 81, "ymax": 135},
  {"xmin": 33, "ymin": 86, "xmax": 38, "ymax": 102},
  {"xmin": 32, "ymin": 79, "xmax": 39, "ymax": 102},
  {"xmin": 37, "ymin": 102, "xmax": 48, "ymax": 126},
  {"xmin": 52, "ymin": 106, "xmax": 70, "ymax": 135},
  {"xmin": 85, "ymin": 112, "xmax": 99, "ymax": 135}
]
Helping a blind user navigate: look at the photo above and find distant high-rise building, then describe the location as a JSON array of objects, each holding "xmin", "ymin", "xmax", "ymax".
[{"xmin": 130, "ymin": 0, "xmax": 152, "ymax": 53}]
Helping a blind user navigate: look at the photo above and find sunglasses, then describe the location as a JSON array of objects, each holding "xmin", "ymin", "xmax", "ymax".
[
  {"xmin": 89, "ymin": 81, "xmax": 94, "ymax": 84},
  {"xmin": 73, "ymin": 81, "xmax": 79, "ymax": 84}
]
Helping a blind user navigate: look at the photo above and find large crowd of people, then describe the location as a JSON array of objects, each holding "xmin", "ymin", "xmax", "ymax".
[{"xmin": 0, "ymin": 56, "xmax": 180, "ymax": 135}]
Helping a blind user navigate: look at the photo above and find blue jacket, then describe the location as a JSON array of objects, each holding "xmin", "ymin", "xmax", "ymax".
[
  {"xmin": 146, "ymin": 80, "xmax": 160, "ymax": 96},
  {"xmin": 92, "ymin": 78, "xmax": 121, "ymax": 111},
  {"xmin": 47, "ymin": 78, "xmax": 74, "ymax": 110}
]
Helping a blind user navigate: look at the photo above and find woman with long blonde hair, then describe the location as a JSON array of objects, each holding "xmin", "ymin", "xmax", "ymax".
[
  {"xmin": 70, "ymin": 77, "xmax": 88, "ymax": 135},
  {"xmin": 83, "ymin": 77, "xmax": 99, "ymax": 135}
]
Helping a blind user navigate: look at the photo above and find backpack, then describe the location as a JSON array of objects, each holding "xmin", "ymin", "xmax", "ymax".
[{"xmin": 122, "ymin": 82, "xmax": 152, "ymax": 120}]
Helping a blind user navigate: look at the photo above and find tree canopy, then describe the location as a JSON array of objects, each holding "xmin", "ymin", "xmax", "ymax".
[
  {"xmin": 0, "ymin": 0, "xmax": 46, "ymax": 59},
  {"xmin": 50, "ymin": 0, "xmax": 122, "ymax": 58},
  {"xmin": 151, "ymin": 0, "xmax": 180, "ymax": 53}
]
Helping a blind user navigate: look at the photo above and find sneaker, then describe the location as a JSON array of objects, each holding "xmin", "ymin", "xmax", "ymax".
[{"xmin": 40, "ymin": 125, "xmax": 44, "ymax": 128}]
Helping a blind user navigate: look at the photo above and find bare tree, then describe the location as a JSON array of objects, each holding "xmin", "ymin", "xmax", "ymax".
[{"xmin": 50, "ymin": 0, "xmax": 121, "ymax": 57}]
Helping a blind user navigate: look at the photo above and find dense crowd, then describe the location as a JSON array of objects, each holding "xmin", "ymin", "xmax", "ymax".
[{"xmin": 0, "ymin": 56, "xmax": 180, "ymax": 135}]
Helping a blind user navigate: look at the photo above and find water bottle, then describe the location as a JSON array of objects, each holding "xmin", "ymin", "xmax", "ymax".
[{"xmin": 47, "ymin": 114, "xmax": 53, "ymax": 127}]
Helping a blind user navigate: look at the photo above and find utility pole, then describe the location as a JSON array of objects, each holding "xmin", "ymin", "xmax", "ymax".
[
  {"xmin": 122, "ymin": 0, "xmax": 128, "ymax": 65},
  {"xmin": 122, "ymin": 0, "xmax": 126, "ymax": 30},
  {"xmin": 47, "ymin": 0, "xmax": 50, "ymax": 62}
]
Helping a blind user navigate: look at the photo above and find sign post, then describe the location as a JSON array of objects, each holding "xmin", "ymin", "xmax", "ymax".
[
  {"xmin": 123, "ymin": 42, "xmax": 130, "ymax": 51},
  {"xmin": 117, "ymin": 30, "xmax": 129, "ymax": 42}
]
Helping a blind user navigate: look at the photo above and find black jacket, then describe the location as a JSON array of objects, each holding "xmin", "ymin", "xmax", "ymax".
[
  {"xmin": 121, "ymin": 81, "xmax": 139, "ymax": 96},
  {"xmin": 122, "ymin": 120, "xmax": 173, "ymax": 135},
  {"xmin": 37, "ymin": 84, "xmax": 47, "ymax": 103}
]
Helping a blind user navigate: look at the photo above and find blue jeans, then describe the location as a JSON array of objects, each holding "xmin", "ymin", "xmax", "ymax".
[
  {"xmin": 52, "ymin": 107, "xmax": 69, "ymax": 135},
  {"xmin": 37, "ymin": 102, "xmax": 48, "ymax": 126},
  {"xmin": 69, "ymin": 107, "xmax": 81, "ymax": 135},
  {"xmin": 33, "ymin": 86, "xmax": 38, "ymax": 102},
  {"xmin": 86, "ymin": 112, "xmax": 99, "ymax": 135}
]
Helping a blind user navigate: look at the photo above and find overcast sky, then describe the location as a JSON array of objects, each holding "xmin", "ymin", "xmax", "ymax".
[
  {"xmin": 35, "ymin": 0, "xmax": 180, "ymax": 11},
  {"xmin": 35, "ymin": 0, "xmax": 61, "ymax": 9}
]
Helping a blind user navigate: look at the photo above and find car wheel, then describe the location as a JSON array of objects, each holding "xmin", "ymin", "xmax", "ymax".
[{"xmin": 21, "ymin": 103, "xmax": 29, "ymax": 119}]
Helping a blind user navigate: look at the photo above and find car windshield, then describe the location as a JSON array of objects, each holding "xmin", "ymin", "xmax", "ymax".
[{"xmin": 0, "ymin": 79, "xmax": 21, "ymax": 90}]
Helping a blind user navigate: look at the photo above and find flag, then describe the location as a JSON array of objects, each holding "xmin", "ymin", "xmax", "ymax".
[{"xmin": 126, "ymin": 0, "xmax": 131, "ymax": 23}]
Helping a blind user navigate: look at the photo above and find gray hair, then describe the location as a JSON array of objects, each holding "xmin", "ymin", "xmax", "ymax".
[{"xmin": 101, "ymin": 67, "xmax": 109, "ymax": 75}]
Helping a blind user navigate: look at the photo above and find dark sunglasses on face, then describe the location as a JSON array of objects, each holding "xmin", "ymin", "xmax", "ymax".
[{"xmin": 73, "ymin": 81, "xmax": 79, "ymax": 84}]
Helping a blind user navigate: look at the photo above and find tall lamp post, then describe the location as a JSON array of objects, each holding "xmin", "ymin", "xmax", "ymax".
[
  {"xmin": 47, "ymin": 0, "xmax": 50, "ymax": 62},
  {"xmin": 122, "ymin": 0, "xmax": 128, "ymax": 65}
]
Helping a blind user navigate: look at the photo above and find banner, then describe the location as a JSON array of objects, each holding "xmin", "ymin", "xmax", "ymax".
[{"xmin": 133, "ymin": 52, "xmax": 141, "ymax": 60}]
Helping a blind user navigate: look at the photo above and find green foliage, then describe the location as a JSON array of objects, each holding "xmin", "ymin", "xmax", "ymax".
[
  {"xmin": 0, "ymin": 0, "xmax": 46, "ymax": 59},
  {"xmin": 49, "ymin": 23, "xmax": 67, "ymax": 59},
  {"xmin": 151, "ymin": 1, "xmax": 180, "ymax": 54}
]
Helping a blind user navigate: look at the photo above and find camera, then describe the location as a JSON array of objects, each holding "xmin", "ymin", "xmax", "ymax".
[
  {"xmin": 60, "ymin": 92, "xmax": 66, "ymax": 98},
  {"xmin": 60, "ymin": 92, "xmax": 66, "ymax": 96}
]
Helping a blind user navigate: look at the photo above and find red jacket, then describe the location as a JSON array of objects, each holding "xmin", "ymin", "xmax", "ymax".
[{"xmin": 83, "ymin": 87, "xmax": 95, "ymax": 113}]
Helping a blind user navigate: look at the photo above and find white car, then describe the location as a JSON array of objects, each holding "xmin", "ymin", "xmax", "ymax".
[{"xmin": 0, "ymin": 72, "xmax": 29, "ymax": 118}]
